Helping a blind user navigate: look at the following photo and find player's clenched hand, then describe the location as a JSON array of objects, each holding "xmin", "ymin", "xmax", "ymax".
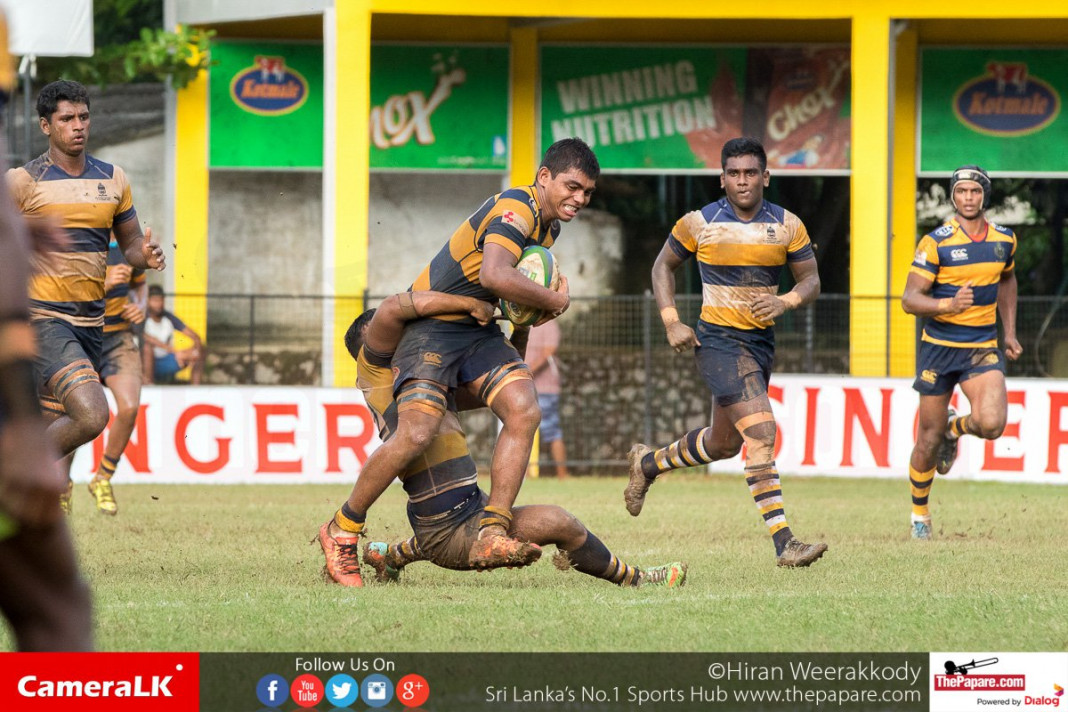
[
  {"xmin": 141, "ymin": 227, "xmax": 165, "ymax": 271},
  {"xmin": 665, "ymin": 321, "xmax": 699, "ymax": 353},
  {"xmin": 551, "ymin": 275, "xmax": 570, "ymax": 317},
  {"xmin": 469, "ymin": 300, "xmax": 495, "ymax": 326},
  {"xmin": 1004, "ymin": 336, "xmax": 1023, "ymax": 361},
  {"xmin": 0, "ymin": 418, "xmax": 65, "ymax": 529},
  {"xmin": 750, "ymin": 293, "xmax": 787, "ymax": 321},
  {"xmin": 946, "ymin": 281, "xmax": 974, "ymax": 314}
]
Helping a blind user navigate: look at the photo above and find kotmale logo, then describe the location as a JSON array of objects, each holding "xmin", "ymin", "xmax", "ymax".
[
  {"xmin": 256, "ymin": 674, "xmax": 289, "ymax": 708},
  {"xmin": 230, "ymin": 55, "xmax": 309, "ymax": 116},
  {"xmin": 326, "ymin": 673, "xmax": 360, "ymax": 707},
  {"xmin": 953, "ymin": 61, "xmax": 1061, "ymax": 137}
]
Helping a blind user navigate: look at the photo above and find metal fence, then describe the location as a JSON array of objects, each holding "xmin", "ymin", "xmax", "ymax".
[{"xmin": 170, "ymin": 292, "xmax": 1068, "ymax": 471}]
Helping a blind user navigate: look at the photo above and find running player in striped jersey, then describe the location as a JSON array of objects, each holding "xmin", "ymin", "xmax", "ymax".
[
  {"xmin": 7, "ymin": 81, "xmax": 164, "ymax": 513},
  {"xmin": 82, "ymin": 238, "xmax": 147, "ymax": 515},
  {"xmin": 624, "ymin": 137, "xmax": 827, "ymax": 568},
  {"xmin": 902, "ymin": 165, "xmax": 1021, "ymax": 540},
  {"xmin": 319, "ymin": 293, "xmax": 685, "ymax": 590}
]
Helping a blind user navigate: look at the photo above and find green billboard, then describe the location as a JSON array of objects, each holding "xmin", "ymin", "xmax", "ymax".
[
  {"xmin": 920, "ymin": 49, "xmax": 1066, "ymax": 174},
  {"xmin": 541, "ymin": 46, "xmax": 851, "ymax": 172},
  {"xmin": 209, "ymin": 41, "xmax": 324, "ymax": 169},
  {"xmin": 370, "ymin": 44, "xmax": 509, "ymax": 170}
]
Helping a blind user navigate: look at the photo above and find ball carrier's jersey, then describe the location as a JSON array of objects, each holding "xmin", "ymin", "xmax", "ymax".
[
  {"xmin": 356, "ymin": 346, "xmax": 478, "ymax": 505},
  {"xmin": 668, "ymin": 197, "xmax": 814, "ymax": 331},
  {"xmin": 910, "ymin": 217, "xmax": 1016, "ymax": 348},
  {"xmin": 411, "ymin": 185, "xmax": 560, "ymax": 321},
  {"xmin": 7, "ymin": 154, "xmax": 137, "ymax": 328}
]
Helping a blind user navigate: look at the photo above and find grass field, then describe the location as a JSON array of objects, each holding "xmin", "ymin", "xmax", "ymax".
[{"xmin": 5, "ymin": 473, "xmax": 1066, "ymax": 652}]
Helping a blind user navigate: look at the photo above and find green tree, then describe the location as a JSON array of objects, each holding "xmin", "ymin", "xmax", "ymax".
[{"xmin": 36, "ymin": 0, "xmax": 213, "ymax": 89}]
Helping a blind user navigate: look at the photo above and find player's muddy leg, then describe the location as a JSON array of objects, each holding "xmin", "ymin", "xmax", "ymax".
[
  {"xmin": 511, "ymin": 505, "xmax": 685, "ymax": 587},
  {"xmin": 466, "ymin": 374, "xmax": 542, "ymax": 569},
  {"xmin": 725, "ymin": 382, "xmax": 826, "ymax": 567},
  {"xmin": 46, "ymin": 362, "xmax": 108, "ymax": 457},
  {"xmin": 625, "ymin": 404, "xmax": 740, "ymax": 516},
  {"xmin": 958, "ymin": 370, "xmax": 1008, "ymax": 440},
  {"xmin": 321, "ymin": 382, "xmax": 446, "ymax": 587}
]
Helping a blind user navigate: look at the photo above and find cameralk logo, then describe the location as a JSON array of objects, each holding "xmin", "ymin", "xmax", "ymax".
[{"xmin": 19, "ymin": 671, "xmax": 180, "ymax": 698}]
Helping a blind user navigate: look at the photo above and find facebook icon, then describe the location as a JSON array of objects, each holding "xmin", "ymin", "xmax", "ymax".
[{"xmin": 256, "ymin": 674, "xmax": 289, "ymax": 708}]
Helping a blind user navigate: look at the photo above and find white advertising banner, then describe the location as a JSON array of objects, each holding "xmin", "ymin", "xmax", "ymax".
[
  {"xmin": 71, "ymin": 377, "xmax": 1067, "ymax": 484},
  {"xmin": 708, "ymin": 374, "xmax": 1066, "ymax": 484},
  {"xmin": 70, "ymin": 386, "xmax": 383, "ymax": 484}
]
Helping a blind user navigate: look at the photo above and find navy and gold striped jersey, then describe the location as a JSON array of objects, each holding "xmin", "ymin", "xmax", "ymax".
[
  {"xmin": 668, "ymin": 197, "xmax": 814, "ymax": 330},
  {"xmin": 910, "ymin": 217, "xmax": 1016, "ymax": 348},
  {"xmin": 356, "ymin": 347, "xmax": 477, "ymax": 504},
  {"xmin": 103, "ymin": 238, "xmax": 145, "ymax": 333},
  {"xmin": 7, "ymin": 153, "xmax": 138, "ymax": 328},
  {"xmin": 411, "ymin": 185, "xmax": 560, "ymax": 319}
]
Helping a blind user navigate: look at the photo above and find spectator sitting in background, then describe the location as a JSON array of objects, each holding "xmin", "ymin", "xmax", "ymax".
[{"xmin": 140, "ymin": 285, "xmax": 204, "ymax": 385}]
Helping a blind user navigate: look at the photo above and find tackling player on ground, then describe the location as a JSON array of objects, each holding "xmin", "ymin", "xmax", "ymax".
[
  {"xmin": 901, "ymin": 165, "xmax": 1020, "ymax": 540},
  {"xmin": 624, "ymin": 137, "xmax": 827, "ymax": 568},
  {"xmin": 320, "ymin": 138, "xmax": 596, "ymax": 571},
  {"xmin": 323, "ymin": 294, "xmax": 686, "ymax": 589}
]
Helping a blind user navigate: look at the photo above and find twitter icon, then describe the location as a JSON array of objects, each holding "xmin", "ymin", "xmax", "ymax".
[{"xmin": 325, "ymin": 674, "xmax": 360, "ymax": 708}]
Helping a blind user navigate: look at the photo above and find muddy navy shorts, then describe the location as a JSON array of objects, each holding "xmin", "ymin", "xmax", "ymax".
[
  {"xmin": 33, "ymin": 319, "xmax": 102, "ymax": 390},
  {"xmin": 694, "ymin": 321, "xmax": 774, "ymax": 407},
  {"xmin": 391, "ymin": 318, "xmax": 522, "ymax": 394},
  {"xmin": 913, "ymin": 341, "xmax": 1004, "ymax": 396},
  {"xmin": 407, "ymin": 487, "xmax": 487, "ymax": 571}
]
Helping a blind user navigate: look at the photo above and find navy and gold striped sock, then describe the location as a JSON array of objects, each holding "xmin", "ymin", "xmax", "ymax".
[
  {"xmin": 478, "ymin": 505, "xmax": 512, "ymax": 534},
  {"xmin": 641, "ymin": 426, "xmax": 714, "ymax": 478},
  {"xmin": 96, "ymin": 454, "xmax": 119, "ymax": 481},
  {"xmin": 910, "ymin": 464, "xmax": 935, "ymax": 521},
  {"xmin": 745, "ymin": 463, "xmax": 793, "ymax": 556},
  {"xmin": 334, "ymin": 502, "xmax": 366, "ymax": 535},
  {"xmin": 948, "ymin": 414, "xmax": 978, "ymax": 439},
  {"xmin": 564, "ymin": 530, "xmax": 640, "ymax": 587},
  {"xmin": 388, "ymin": 537, "xmax": 423, "ymax": 567}
]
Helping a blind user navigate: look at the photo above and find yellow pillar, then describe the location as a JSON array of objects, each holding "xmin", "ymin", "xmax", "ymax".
[
  {"xmin": 890, "ymin": 24, "xmax": 918, "ymax": 377},
  {"xmin": 849, "ymin": 11, "xmax": 892, "ymax": 375},
  {"xmin": 173, "ymin": 67, "xmax": 209, "ymax": 341},
  {"xmin": 510, "ymin": 25, "xmax": 541, "ymax": 474},
  {"xmin": 328, "ymin": 1, "xmax": 372, "ymax": 386}
]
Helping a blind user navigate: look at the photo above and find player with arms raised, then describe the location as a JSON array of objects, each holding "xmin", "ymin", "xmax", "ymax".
[{"xmin": 902, "ymin": 165, "xmax": 1020, "ymax": 540}]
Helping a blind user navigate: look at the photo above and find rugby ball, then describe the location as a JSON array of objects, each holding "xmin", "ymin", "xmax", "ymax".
[{"xmin": 500, "ymin": 245, "xmax": 560, "ymax": 327}]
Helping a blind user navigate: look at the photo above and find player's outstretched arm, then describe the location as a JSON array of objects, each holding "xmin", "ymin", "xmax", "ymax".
[
  {"xmin": 480, "ymin": 243, "xmax": 569, "ymax": 316},
  {"xmin": 652, "ymin": 241, "xmax": 699, "ymax": 352},
  {"xmin": 363, "ymin": 291, "xmax": 494, "ymax": 356}
]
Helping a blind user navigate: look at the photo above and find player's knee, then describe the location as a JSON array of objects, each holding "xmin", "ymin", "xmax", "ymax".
[
  {"xmin": 114, "ymin": 402, "xmax": 139, "ymax": 427},
  {"xmin": 706, "ymin": 434, "xmax": 742, "ymax": 460},
  {"xmin": 500, "ymin": 389, "xmax": 541, "ymax": 432},
  {"xmin": 974, "ymin": 413, "xmax": 1006, "ymax": 440},
  {"xmin": 395, "ymin": 421, "xmax": 437, "ymax": 454}
]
